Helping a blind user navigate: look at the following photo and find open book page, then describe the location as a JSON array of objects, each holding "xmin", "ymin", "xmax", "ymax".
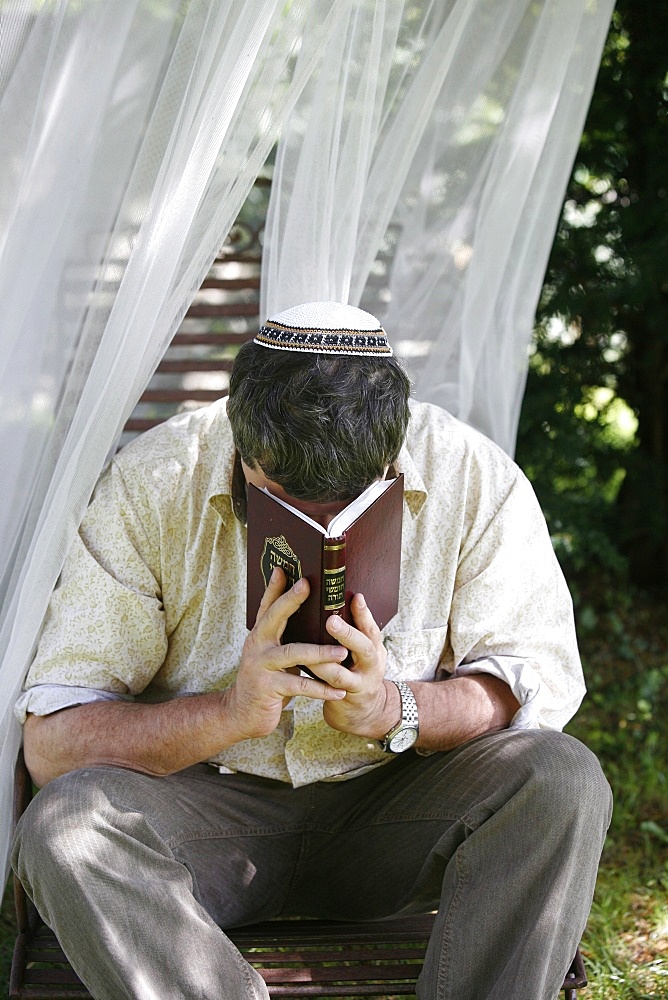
[{"xmin": 261, "ymin": 479, "xmax": 396, "ymax": 537}]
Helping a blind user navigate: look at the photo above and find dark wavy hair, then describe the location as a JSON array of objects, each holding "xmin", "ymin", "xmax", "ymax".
[{"xmin": 227, "ymin": 341, "xmax": 411, "ymax": 501}]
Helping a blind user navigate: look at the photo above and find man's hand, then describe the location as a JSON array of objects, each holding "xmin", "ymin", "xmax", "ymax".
[
  {"xmin": 228, "ymin": 568, "xmax": 349, "ymax": 741},
  {"xmin": 319, "ymin": 593, "xmax": 400, "ymax": 740}
]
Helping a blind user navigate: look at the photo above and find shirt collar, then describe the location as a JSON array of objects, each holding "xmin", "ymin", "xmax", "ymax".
[
  {"xmin": 208, "ymin": 449, "xmax": 244, "ymax": 524},
  {"xmin": 392, "ymin": 441, "xmax": 427, "ymax": 518}
]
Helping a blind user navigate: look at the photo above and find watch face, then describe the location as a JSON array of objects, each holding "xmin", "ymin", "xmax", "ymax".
[{"xmin": 389, "ymin": 727, "xmax": 418, "ymax": 753}]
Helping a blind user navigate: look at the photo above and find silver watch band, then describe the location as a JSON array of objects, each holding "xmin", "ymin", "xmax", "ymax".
[
  {"xmin": 393, "ymin": 680, "xmax": 418, "ymax": 728},
  {"xmin": 379, "ymin": 680, "xmax": 419, "ymax": 753}
]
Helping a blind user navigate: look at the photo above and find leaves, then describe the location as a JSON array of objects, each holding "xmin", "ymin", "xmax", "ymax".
[{"xmin": 518, "ymin": 0, "xmax": 668, "ymax": 587}]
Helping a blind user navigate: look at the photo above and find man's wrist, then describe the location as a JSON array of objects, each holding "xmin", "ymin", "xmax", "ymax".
[
  {"xmin": 377, "ymin": 680, "xmax": 420, "ymax": 753},
  {"xmin": 216, "ymin": 686, "xmax": 258, "ymax": 744},
  {"xmin": 368, "ymin": 679, "xmax": 403, "ymax": 741}
]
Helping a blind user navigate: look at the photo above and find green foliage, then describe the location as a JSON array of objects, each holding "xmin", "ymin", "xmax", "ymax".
[
  {"xmin": 516, "ymin": 10, "xmax": 668, "ymax": 968},
  {"xmin": 517, "ymin": 0, "xmax": 668, "ymax": 588},
  {"xmin": 568, "ymin": 654, "xmax": 667, "ymax": 853},
  {"xmin": 564, "ymin": 594, "xmax": 668, "ymax": 998},
  {"xmin": 517, "ymin": 326, "xmax": 633, "ymax": 586}
]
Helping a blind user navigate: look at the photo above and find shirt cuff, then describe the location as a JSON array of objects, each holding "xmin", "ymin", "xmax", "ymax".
[
  {"xmin": 14, "ymin": 684, "xmax": 131, "ymax": 725},
  {"xmin": 454, "ymin": 656, "xmax": 543, "ymax": 730}
]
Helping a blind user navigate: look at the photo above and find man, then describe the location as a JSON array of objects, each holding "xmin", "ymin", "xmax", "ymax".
[{"xmin": 12, "ymin": 302, "xmax": 611, "ymax": 1000}]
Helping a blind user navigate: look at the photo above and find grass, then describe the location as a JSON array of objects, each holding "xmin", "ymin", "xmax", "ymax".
[
  {"xmin": 562, "ymin": 584, "xmax": 668, "ymax": 999},
  {"xmin": 1, "ymin": 587, "xmax": 667, "ymax": 998},
  {"xmin": 581, "ymin": 864, "xmax": 668, "ymax": 998}
]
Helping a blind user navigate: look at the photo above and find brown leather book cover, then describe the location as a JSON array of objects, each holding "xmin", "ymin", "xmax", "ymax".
[{"xmin": 246, "ymin": 474, "xmax": 404, "ymax": 646}]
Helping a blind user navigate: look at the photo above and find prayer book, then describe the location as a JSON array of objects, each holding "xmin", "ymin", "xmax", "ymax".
[{"xmin": 246, "ymin": 474, "xmax": 404, "ymax": 647}]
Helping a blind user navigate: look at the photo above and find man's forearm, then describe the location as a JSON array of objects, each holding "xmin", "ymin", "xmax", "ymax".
[
  {"xmin": 336, "ymin": 673, "xmax": 521, "ymax": 751},
  {"xmin": 22, "ymin": 575, "xmax": 358, "ymax": 789},
  {"xmin": 23, "ymin": 690, "xmax": 241, "ymax": 787},
  {"xmin": 23, "ymin": 672, "xmax": 521, "ymax": 787},
  {"xmin": 412, "ymin": 674, "xmax": 520, "ymax": 751}
]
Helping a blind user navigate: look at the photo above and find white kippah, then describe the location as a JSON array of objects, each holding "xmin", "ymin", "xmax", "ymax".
[{"xmin": 254, "ymin": 301, "xmax": 392, "ymax": 357}]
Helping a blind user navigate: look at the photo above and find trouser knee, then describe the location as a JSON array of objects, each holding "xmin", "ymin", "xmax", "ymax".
[
  {"xmin": 12, "ymin": 769, "xmax": 100, "ymax": 892},
  {"xmin": 12, "ymin": 766, "xmax": 164, "ymax": 900},
  {"xmin": 514, "ymin": 729, "xmax": 612, "ymax": 836}
]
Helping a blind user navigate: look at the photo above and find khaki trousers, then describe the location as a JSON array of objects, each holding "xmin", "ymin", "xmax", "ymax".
[{"xmin": 13, "ymin": 728, "xmax": 612, "ymax": 1000}]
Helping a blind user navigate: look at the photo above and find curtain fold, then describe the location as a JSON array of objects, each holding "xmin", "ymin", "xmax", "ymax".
[
  {"xmin": 261, "ymin": 0, "xmax": 614, "ymax": 454},
  {"xmin": 0, "ymin": 0, "xmax": 613, "ymax": 882}
]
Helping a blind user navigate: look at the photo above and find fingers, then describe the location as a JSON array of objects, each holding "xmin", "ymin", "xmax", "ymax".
[
  {"xmin": 325, "ymin": 594, "xmax": 383, "ymax": 668},
  {"xmin": 307, "ymin": 660, "xmax": 365, "ymax": 695},
  {"xmin": 247, "ymin": 569, "xmax": 357, "ymax": 700},
  {"xmin": 277, "ymin": 670, "xmax": 348, "ymax": 703},
  {"xmin": 319, "ymin": 596, "xmax": 389, "ymax": 738},
  {"xmin": 254, "ymin": 570, "xmax": 314, "ymax": 641},
  {"xmin": 268, "ymin": 639, "xmax": 349, "ymax": 673},
  {"xmin": 350, "ymin": 593, "xmax": 383, "ymax": 644},
  {"xmin": 251, "ymin": 580, "xmax": 384, "ymax": 706},
  {"xmin": 255, "ymin": 567, "xmax": 294, "ymax": 624}
]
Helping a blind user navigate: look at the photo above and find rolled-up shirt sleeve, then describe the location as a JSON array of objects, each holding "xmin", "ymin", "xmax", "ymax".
[
  {"xmin": 14, "ymin": 684, "xmax": 131, "ymax": 724},
  {"xmin": 446, "ymin": 469, "xmax": 585, "ymax": 731},
  {"xmin": 454, "ymin": 656, "xmax": 544, "ymax": 729},
  {"xmin": 16, "ymin": 460, "xmax": 169, "ymax": 721}
]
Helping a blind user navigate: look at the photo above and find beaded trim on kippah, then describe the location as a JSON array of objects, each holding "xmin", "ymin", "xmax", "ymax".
[{"xmin": 254, "ymin": 320, "xmax": 393, "ymax": 357}]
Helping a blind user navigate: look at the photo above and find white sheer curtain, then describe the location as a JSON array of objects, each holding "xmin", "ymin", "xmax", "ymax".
[
  {"xmin": 262, "ymin": 0, "xmax": 614, "ymax": 454},
  {"xmin": 0, "ymin": 0, "xmax": 339, "ymax": 881},
  {"xmin": 0, "ymin": 0, "xmax": 612, "ymax": 882}
]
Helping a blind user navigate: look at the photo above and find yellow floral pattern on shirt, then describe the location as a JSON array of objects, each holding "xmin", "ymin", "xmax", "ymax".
[{"xmin": 18, "ymin": 398, "xmax": 585, "ymax": 785}]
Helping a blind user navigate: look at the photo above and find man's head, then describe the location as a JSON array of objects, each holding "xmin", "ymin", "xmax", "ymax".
[{"xmin": 227, "ymin": 302, "xmax": 411, "ymax": 503}]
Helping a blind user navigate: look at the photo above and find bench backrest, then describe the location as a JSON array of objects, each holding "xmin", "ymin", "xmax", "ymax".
[{"xmin": 121, "ymin": 176, "xmax": 269, "ymax": 448}]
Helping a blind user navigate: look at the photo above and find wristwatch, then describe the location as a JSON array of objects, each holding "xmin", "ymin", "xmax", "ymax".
[{"xmin": 379, "ymin": 680, "xmax": 419, "ymax": 753}]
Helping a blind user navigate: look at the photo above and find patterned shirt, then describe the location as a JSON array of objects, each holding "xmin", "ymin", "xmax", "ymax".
[{"xmin": 15, "ymin": 398, "xmax": 585, "ymax": 786}]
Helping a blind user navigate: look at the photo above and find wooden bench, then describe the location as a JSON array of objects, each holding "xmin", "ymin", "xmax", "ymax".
[{"xmin": 9, "ymin": 197, "xmax": 588, "ymax": 997}]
